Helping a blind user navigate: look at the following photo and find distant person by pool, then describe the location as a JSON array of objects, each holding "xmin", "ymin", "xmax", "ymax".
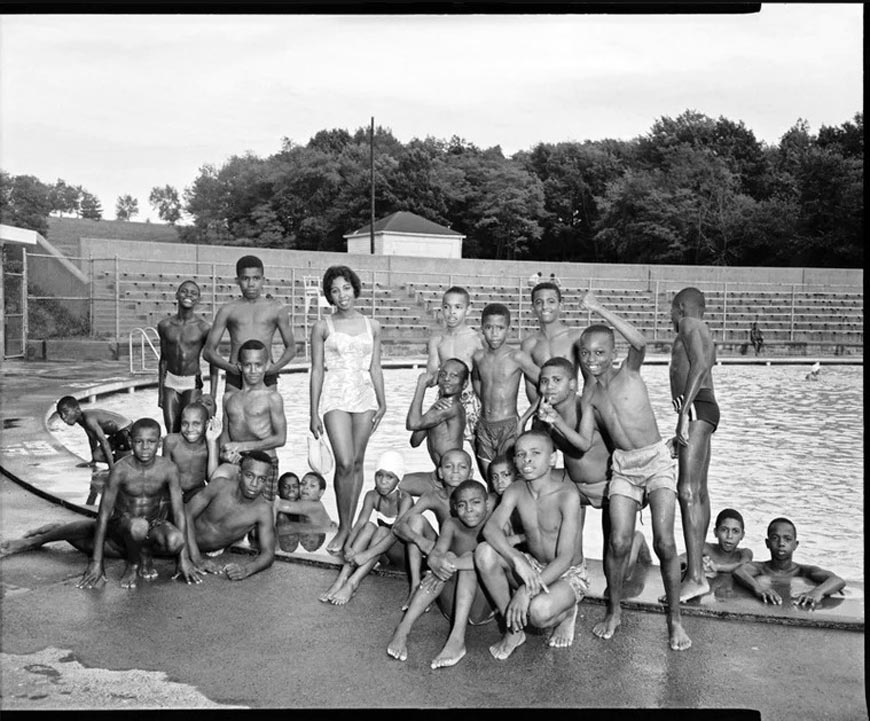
[{"xmin": 749, "ymin": 321, "xmax": 765, "ymax": 356}]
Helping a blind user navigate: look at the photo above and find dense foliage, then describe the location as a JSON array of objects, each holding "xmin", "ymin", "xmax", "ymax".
[{"xmin": 1, "ymin": 110, "xmax": 862, "ymax": 267}]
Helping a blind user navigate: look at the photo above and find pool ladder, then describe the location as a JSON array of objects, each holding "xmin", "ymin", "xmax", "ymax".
[{"xmin": 129, "ymin": 327, "xmax": 160, "ymax": 375}]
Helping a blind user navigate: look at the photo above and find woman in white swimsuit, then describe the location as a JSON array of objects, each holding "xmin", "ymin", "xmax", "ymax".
[{"xmin": 309, "ymin": 265, "xmax": 387, "ymax": 554}]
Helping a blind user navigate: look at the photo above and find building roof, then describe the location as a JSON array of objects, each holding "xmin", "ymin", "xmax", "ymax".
[{"xmin": 346, "ymin": 211, "xmax": 463, "ymax": 238}]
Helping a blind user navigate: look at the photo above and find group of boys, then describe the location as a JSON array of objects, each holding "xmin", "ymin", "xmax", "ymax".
[{"xmin": 0, "ymin": 258, "xmax": 847, "ymax": 664}]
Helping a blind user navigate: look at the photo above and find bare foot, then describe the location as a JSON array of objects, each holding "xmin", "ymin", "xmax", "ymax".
[
  {"xmin": 330, "ymin": 581, "xmax": 357, "ymax": 606},
  {"xmin": 489, "ymin": 630, "xmax": 526, "ymax": 660},
  {"xmin": 138, "ymin": 555, "xmax": 158, "ymax": 581},
  {"xmin": 668, "ymin": 619, "xmax": 692, "ymax": 651},
  {"xmin": 120, "ymin": 563, "xmax": 139, "ymax": 589},
  {"xmin": 1, "ymin": 538, "xmax": 32, "ymax": 557},
  {"xmin": 592, "ymin": 612, "xmax": 621, "ymax": 640},
  {"xmin": 659, "ymin": 577, "xmax": 710, "ymax": 604},
  {"xmin": 548, "ymin": 604, "xmax": 579, "ymax": 648},
  {"xmin": 326, "ymin": 528, "xmax": 349, "ymax": 555},
  {"xmin": 319, "ymin": 578, "xmax": 346, "ymax": 603},
  {"xmin": 387, "ymin": 629, "xmax": 409, "ymax": 661},
  {"xmin": 431, "ymin": 638, "xmax": 467, "ymax": 669}
]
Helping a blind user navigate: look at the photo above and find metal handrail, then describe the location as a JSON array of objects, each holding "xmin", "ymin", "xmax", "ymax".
[{"xmin": 129, "ymin": 326, "xmax": 160, "ymax": 374}]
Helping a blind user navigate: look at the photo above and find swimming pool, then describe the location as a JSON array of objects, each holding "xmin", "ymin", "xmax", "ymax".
[{"xmin": 47, "ymin": 364, "xmax": 864, "ymax": 583}]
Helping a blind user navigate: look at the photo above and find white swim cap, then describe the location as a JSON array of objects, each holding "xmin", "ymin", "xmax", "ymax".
[{"xmin": 376, "ymin": 450, "xmax": 405, "ymax": 480}]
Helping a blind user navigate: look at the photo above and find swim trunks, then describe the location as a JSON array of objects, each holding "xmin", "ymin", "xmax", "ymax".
[
  {"xmin": 522, "ymin": 552, "xmax": 589, "ymax": 604},
  {"xmin": 474, "ymin": 415, "xmax": 520, "ymax": 465},
  {"xmin": 107, "ymin": 426, "xmax": 133, "ymax": 458},
  {"xmin": 608, "ymin": 439, "xmax": 676, "ymax": 506},
  {"xmin": 574, "ymin": 478, "xmax": 608, "ymax": 509},
  {"xmin": 320, "ymin": 315, "xmax": 378, "ymax": 415},
  {"xmin": 225, "ymin": 371, "xmax": 278, "ymax": 391},
  {"xmin": 163, "ymin": 372, "xmax": 204, "ymax": 394},
  {"xmin": 182, "ymin": 481, "xmax": 207, "ymax": 503},
  {"xmin": 672, "ymin": 387, "xmax": 719, "ymax": 432}
]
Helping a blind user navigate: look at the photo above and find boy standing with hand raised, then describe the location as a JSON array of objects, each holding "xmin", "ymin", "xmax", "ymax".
[{"xmin": 572, "ymin": 290, "xmax": 691, "ymax": 651}]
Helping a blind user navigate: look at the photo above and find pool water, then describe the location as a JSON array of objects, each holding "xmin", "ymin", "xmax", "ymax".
[{"xmin": 48, "ymin": 364, "xmax": 864, "ymax": 583}]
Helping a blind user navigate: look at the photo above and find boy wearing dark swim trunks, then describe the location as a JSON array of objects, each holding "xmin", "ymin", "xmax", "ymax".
[
  {"xmin": 471, "ymin": 303, "xmax": 540, "ymax": 480},
  {"xmin": 55, "ymin": 396, "xmax": 133, "ymax": 471},
  {"xmin": 388, "ymin": 480, "xmax": 496, "ymax": 670},
  {"xmin": 670, "ymin": 287, "xmax": 720, "ymax": 602},
  {"xmin": 76, "ymin": 418, "xmax": 198, "ymax": 590},
  {"xmin": 574, "ymin": 291, "xmax": 691, "ymax": 651}
]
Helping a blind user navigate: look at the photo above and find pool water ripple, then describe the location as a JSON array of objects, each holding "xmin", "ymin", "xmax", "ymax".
[{"xmin": 48, "ymin": 365, "xmax": 863, "ymax": 582}]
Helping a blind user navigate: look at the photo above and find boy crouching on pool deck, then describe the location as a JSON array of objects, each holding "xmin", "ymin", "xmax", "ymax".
[
  {"xmin": 54, "ymin": 396, "xmax": 133, "ymax": 471},
  {"xmin": 162, "ymin": 402, "xmax": 221, "ymax": 503},
  {"xmin": 573, "ymin": 291, "xmax": 690, "ymax": 651},
  {"xmin": 388, "ymin": 480, "xmax": 497, "ymax": 669},
  {"xmin": 2, "ymin": 452, "xmax": 276, "ymax": 584},
  {"xmin": 733, "ymin": 517, "xmax": 845, "ymax": 609},
  {"xmin": 393, "ymin": 448, "xmax": 475, "ymax": 611},
  {"xmin": 77, "ymin": 418, "xmax": 197, "ymax": 590},
  {"xmin": 219, "ymin": 339, "xmax": 287, "ymax": 504},
  {"xmin": 475, "ymin": 430, "xmax": 587, "ymax": 659}
]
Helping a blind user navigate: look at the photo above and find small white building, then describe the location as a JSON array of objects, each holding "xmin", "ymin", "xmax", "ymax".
[{"xmin": 344, "ymin": 211, "xmax": 465, "ymax": 258}]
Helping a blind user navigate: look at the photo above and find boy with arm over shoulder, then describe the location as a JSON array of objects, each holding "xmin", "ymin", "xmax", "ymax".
[
  {"xmin": 475, "ymin": 430, "xmax": 587, "ymax": 659},
  {"xmin": 387, "ymin": 480, "xmax": 496, "ymax": 670},
  {"xmin": 400, "ymin": 359, "xmax": 468, "ymax": 497},
  {"xmin": 733, "ymin": 517, "xmax": 845, "ymax": 608},
  {"xmin": 471, "ymin": 303, "xmax": 540, "ymax": 480},
  {"xmin": 573, "ymin": 290, "xmax": 691, "ymax": 651},
  {"xmin": 426, "ymin": 286, "xmax": 483, "ymax": 449}
]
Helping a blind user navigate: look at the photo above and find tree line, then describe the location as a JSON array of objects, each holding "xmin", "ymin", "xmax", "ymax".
[{"xmin": 1, "ymin": 110, "xmax": 862, "ymax": 267}]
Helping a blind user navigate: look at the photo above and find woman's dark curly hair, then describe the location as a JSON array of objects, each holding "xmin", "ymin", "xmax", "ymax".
[{"xmin": 322, "ymin": 265, "xmax": 362, "ymax": 305}]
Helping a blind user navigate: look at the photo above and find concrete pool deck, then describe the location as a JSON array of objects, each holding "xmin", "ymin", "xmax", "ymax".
[{"xmin": 0, "ymin": 357, "xmax": 865, "ymax": 715}]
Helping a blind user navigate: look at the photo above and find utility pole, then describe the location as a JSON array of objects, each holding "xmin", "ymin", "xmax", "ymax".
[{"xmin": 370, "ymin": 116, "xmax": 376, "ymax": 255}]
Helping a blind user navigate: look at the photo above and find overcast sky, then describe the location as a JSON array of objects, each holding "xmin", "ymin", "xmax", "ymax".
[{"xmin": 0, "ymin": 6, "xmax": 863, "ymax": 223}]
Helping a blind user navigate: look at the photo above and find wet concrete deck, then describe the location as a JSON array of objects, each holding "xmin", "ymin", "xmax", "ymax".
[{"xmin": 0, "ymin": 358, "xmax": 866, "ymax": 715}]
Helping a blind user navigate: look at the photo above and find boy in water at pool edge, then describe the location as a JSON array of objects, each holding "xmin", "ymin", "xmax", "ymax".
[{"xmin": 733, "ymin": 517, "xmax": 845, "ymax": 608}]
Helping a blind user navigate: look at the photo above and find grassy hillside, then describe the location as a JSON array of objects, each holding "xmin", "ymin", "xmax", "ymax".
[{"xmin": 46, "ymin": 217, "xmax": 181, "ymax": 257}]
